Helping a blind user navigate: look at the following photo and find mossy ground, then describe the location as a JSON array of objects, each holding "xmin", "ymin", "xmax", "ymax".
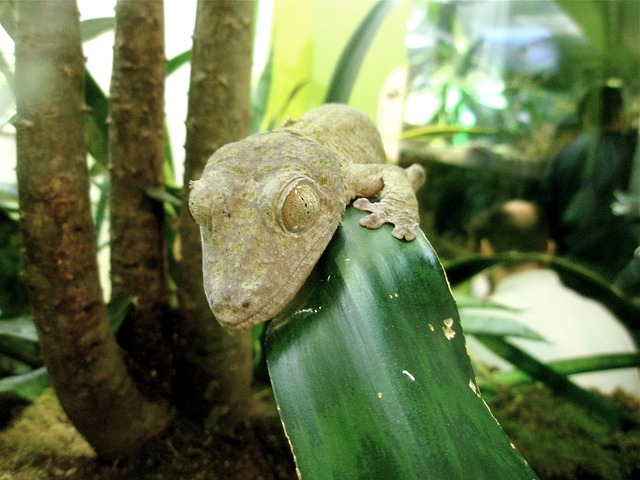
[
  {"xmin": 0, "ymin": 388, "xmax": 296, "ymax": 480},
  {"xmin": 0, "ymin": 389, "xmax": 94, "ymax": 479},
  {"xmin": 0, "ymin": 384, "xmax": 638, "ymax": 479},
  {"xmin": 489, "ymin": 384, "xmax": 640, "ymax": 480}
]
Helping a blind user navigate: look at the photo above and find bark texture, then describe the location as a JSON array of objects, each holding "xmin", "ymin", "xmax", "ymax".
[
  {"xmin": 109, "ymin": 0, "xmax": 172, "ymax": 395},
  {"xmin": 14, "ymin": 0, "xmax": 168, "ymax": 459},
  {"xmin": 177, "ymin": 0, "xmax": 254, "ymax": 426}
]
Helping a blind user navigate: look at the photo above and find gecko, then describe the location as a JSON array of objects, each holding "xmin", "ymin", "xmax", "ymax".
[{"xmin": 189, "ymin": 103, "xmax": 425, "ymax": 330}]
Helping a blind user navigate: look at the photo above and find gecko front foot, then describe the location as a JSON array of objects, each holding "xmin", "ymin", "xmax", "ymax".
[{"xmin": 353, "ymin": 197, "xmax": 418, "ymax": 241}]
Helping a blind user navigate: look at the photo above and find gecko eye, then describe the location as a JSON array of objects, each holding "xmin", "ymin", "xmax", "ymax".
[{"xmin": 280, "ymin": 180, "xmax": 320, "ymax": 233}]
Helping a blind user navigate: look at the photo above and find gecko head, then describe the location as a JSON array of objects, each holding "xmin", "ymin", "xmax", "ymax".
[{"xmin": 188, "ymin": 131, "xmax": 347, "ymax": 330}]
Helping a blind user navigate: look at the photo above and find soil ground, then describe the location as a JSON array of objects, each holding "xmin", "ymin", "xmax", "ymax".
[
  {"xmin": 1, "ymin": 384, "xmax": 639, "ymax": 479},
  {"xmin": 0, "ymin": 389, "xmax": 297, "ymax": 480}
]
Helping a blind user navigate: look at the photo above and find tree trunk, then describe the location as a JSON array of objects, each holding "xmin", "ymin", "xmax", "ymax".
[
  {"xmin": 109, "ymin": 0, "xmax": 172, "ymax": 396},
  {"xmin": 177, "ymin": 0, "xmax": 254, "ymax": 427},
  {"xmin": 14, "ymin": 0, "xmax": 169, "ymax": 459}
]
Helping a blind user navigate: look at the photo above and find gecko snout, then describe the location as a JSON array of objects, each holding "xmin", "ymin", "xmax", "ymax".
[{"xmin": 206, "ymin": 287, "xmax": 259, "ymax": 330}]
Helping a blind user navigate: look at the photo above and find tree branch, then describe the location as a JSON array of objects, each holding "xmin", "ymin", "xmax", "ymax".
[
  {"xmin": 15, "ymin": 0, "xmax": 169, "ymax": 459},
  {"xmin": 109, "ymin": 0, "xmax": 172, "ymax": 396},
  {"xmin": 177, "ymin": 0, "xmax": 254, "ymax": 427}
]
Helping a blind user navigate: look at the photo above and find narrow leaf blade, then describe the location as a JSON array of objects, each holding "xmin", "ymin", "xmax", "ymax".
[
  {"xmin": 324, "ymin": 0, "xmax": 398, "ymax": 104},
  {"xmin": 80, "ymin": 17, "xmax": 114, "ymax": 42},
  {"xmin": 477, "ymin": 335, "xmax": 638, "ymax": 429},
  {"xmin": 0, "ymin": 366, "xmax": 49, "ymax": 403}
]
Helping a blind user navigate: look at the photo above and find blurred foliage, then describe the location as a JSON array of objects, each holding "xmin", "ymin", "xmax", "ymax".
[
  {"xmin": 325, "ymin": 0, "xmax": 399, "ymax": 104},
  {"xmin": 403, "ymin": 0, "xmax": 638, "ymax": 162},
  {"xmin": 556, "ymin": 0, "xmax": 639, "ymax": 83}
]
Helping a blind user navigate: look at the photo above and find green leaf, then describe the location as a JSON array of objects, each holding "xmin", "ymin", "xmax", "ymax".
[
  {"xmin": 266, "ymin": 207, "xmax": 537, "ymax": 479},
  {"xmin": 324, "ymin": 0, "xmax": 399, "ymax": 104},
  {"xmin": 85, "ymin": 72, "xmax": 109, "ymax": 168},
  {"xmin": 454, "ymin": 292, "xmax": 518, "ymax": 311},
  {"xmin": 251, "ymin": 44, "xmax": 274, "ymax": 133},
  {"xmin": 0, "ymin": 352, "xmax": 32, "ymax": 376},
  {"xmin": 0, "ymin": 315, "xmax": 37, "ymax": 343},
  {"xmin": 92, "ymin": 174, "xmax": 109, "ymax": 237},
  {"xmin": 143, "ymin": 186, "xmax": 182, "ymax": 208},
  {"xmin": 0, "ymin": 316, "xmax": 41, "ymax": 367},
  {"xmin": 167, "ymin": 50, "xmax": 191, "ymax": 75},
  {"xmin": 455, "ymin": 293, "xmax": 544, "ymax": 340},
  {"xmin": 477, "ymin": 335, "xmax": 639, "ymax": 429},
  {"xmin": 0, "ymin": 182, "xmax": 19, "ymax": 214},
  {"xmin": 163, "ymin": 122, "xmax": 177, "ymax": 184},
  {"xmin": 107, "ymin": 297, "xmax": 134, "ymax": 334},
  {"xmin": 80, "ymin": 17, "xmax": 114, "ymax": 42},
  {"xmin": 401, "ymin": 124, "xmax": 497, "ymax": 140},
  {"xmin": 0, "ymin": 366, "xmax": 49, "ymax": 403},
  {"xmin": 486, "ymin": 352, "xmax": 640, "ymax": 388},
  {"xmin": 459, "ymin": 310, "xmax": 545, "ymax": 341},
  {"xmin": 554, "ymin": 0, "xmax": 639, "ymax": 82},
  {"xmin": 266, "ymin": 79, "xmax": 310, "ymax": 130}
]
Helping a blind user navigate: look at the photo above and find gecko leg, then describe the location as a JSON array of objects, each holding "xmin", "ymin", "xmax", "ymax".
[{"xmin": 351, "ymin": 164, "xmax": 425, "ymax": 241}]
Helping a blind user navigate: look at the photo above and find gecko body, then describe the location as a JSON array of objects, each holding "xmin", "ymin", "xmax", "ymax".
[{"xmin": 189, "ymin": 104, "xmax": 425, "ymax": 330}]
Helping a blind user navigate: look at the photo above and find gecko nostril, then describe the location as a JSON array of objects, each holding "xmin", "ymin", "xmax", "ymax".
[{"xmin": 242, "ymin": 300, "xmax": 251, "ymax": 309}]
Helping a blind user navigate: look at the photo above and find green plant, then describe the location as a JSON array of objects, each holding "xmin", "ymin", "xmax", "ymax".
[{"xmin": 267, "ymin": 207, "xmax": 538, "ymax": 478}]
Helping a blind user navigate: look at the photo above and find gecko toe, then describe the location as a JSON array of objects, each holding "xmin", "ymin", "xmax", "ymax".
[
  {"xmin": 360, "ymin": 214, "xmax": 384, "ymax": 229},
  {"xmin": 353, "ymin": 198, "xmax": 374, "ymax": 211},
  {"xmin": 354, "ymin": 198, "xmax": 418, "ymax": 241},
  {"xmin": 392, "ymin": 225, "xmax": 416, "ymax": 241}
]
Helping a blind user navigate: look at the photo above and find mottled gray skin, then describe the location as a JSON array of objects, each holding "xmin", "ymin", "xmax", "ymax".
[{"xmin": 189, "ymin": 104, "xmax": 425, "ymax": 330}]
